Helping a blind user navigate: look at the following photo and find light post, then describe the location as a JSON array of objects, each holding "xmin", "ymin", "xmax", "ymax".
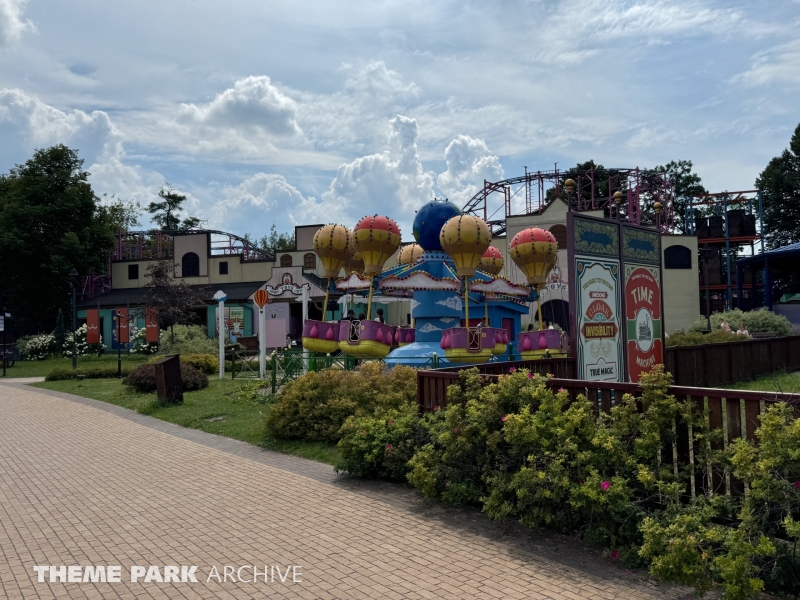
[
  {"xmin": 69, "ymin": 268, "xmax": 79, "ymax": 370},
  {"xmin": 654, "ymin": 201, "xmax": 663, "ymax": 232},
  {"xmin": 613, "ymin": 190, "xmax": 623, "ymax": 221},
  {"xmin": 702, "ymin": 244, "xmax": 712, "ymax": 332},
  {"xmin": 564, "ymin": 178, "xmax": 574, "ymax": 212}
]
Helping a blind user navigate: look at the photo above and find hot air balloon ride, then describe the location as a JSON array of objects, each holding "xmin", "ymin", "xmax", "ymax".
[
  {"xmin": 437, "ymin": 215, "xmax": 497, "ymax": 363},
  {"xmin": 478, "ymin": 246, "xmax": 509, "ymax": 355},
  {"xmin": 337, "ymin": 215, "xmax": 401, "ymax": 359},
  {"xmin": 301, "ymin": 224, "xmax": 350, "ymax": 353},
  {"xmin": 509, "ymin": 227, "xmax": 565, "ymax": 359}
]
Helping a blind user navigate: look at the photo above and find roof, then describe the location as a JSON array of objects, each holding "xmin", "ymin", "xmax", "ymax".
[
  {"xmin": 737, "ymin": 241, "xmax": 800, "ymax": 267},
  {"xmin": 77, "ymin": 281, "xmax": 266, "ymax": 309}
]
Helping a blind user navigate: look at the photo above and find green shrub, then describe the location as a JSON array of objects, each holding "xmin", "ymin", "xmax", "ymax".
[
  {"xmin": 151, "ymin": 352, "xmax": 218, "ymax": 374},
  {"xmin": 19, "ymin": 333, "xmax": 54, "ymax": 360},
  {"xmin": 688, "ymin": 308, "xmax": 792, "ymax": 336},
  {"xmin": 130, "ymin": 326, "xmax": 159, "ymax": 354},
  {"xmin": 157, "ymin": 324, "xmax": 218, "ymax": 355},
  {"xmin": 335, "ymin": 404, "xmax": 429, "ymax": 481},
  {"xmin": 235, "ymin": 380, "xmax": 273, "ymax": 404},
  {"xmin": 45, "ymin": 367, "xmax": 131, "ymax": 381},
  {"xmin": 123, "ymin": 362, "xmax": 208, "ymax": 393},
  {"xmin": 666, "ymin": 329, "xmax": 749, "ymax": 347},
  {"xmin": 62, "ymin": 324, "xmax": 105, "ymax": 357},
  {"xmin": 265, "ymin": 362, "xmax": 417, "ymax": 443}
]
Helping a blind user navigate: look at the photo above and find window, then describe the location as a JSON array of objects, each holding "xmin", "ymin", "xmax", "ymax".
[
  {"xmin": 664, "ymin": 245, "xmax": 692, "ymax": 269},
  {"xmin": 182, "ymin": 252, "xmax": 200, "ymax": 277},
  {"xmin": 280, "ymin": 254, "xmax": 292, "ymax": 268},
  {"xmin": 549, "ymin": 224, "xmax": 568, "ymax": 249},
  {"xmin": 128, "ymin": 264, "xmax": 139, "ymax": 280},
  {"xmin": 303, "ymin": 253, "xmax": 316, "ymax": 269},
  {"xmin": 219, "ymin": 261, "xmax": 228, "ymax": 275}
]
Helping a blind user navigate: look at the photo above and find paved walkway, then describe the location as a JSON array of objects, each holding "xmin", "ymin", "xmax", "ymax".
[{"xmin": 0, "ymin": 381, "xmax": 688, "ymax": 599}]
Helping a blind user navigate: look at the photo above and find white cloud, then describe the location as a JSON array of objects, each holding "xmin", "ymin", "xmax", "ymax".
[
  {"xmin": 175, "ymin": 75, "xmax": 300, "ymax": 137},
  {"xmin": 319, "ymin": 114, "xmax": 434, "ymax": 234},
  {"xmin": 733, "ymin": 39, "xmax": 800, "ymax": 87},
  {"xmin": 0, "ymin": 0, "xmax": 33, "ymax": 48},
  {"xmin": 436, "ymin": 135, "xmax": 503, "ymax": 206}
]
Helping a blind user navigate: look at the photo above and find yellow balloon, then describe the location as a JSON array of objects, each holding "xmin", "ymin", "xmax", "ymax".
[
  {"xmin": 439, "ymin": 215, "xmax": 491, "ymax": 277},
  {"xmin": 352, "ymin": 215, "xmax": 402, "ymax": 276},
  {"xmin": 509, "ymin": 227, "xmax": 558, "ymax": 286},
  {"xmin": 398, "ymin": 243, "xmax": 424, "ymax": 265},
  {"xmin": 312, "ymin": 224, "xmax": 350, "ymax": 278}
]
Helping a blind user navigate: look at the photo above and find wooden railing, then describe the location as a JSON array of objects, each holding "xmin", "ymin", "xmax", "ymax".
[
  {"xmin": 664, "ymin": 335, "xmax": 800, "ymax": 387},
  {"xmin": 416, "ymin": 371, "xmax": 800, "ymax": 497}
]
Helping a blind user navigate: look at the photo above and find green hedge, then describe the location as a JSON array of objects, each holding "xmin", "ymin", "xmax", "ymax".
[{"xmin": 45, "ymin": 367, "xmax": 130, "ymax": 381}]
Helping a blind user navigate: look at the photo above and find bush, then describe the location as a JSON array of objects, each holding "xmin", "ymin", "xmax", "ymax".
[
  {"xmin": 151, "ymin": 352, "xmax": 218, "ymax": 374},
  {"xmin": 158, "ymin": 324, "xmax": 218, "ymax": 355},
  {"xmin": 335, "ymin": 404, "xmax": 429, "ymax": 481},
  {"xmin": 45, "ymin": 367, "xmax": 131, "ymax": 381},
  {"xmin": 265, "ymin": 362, "xmax": 417, "ymax": 443},
  {"xmin": 688, "ymin": 308, "xmax": 793, "ymax": 336},
  {"xmin": 130, "ymin": 326, "xmax": 159, "ymax": 355},
  {"xmin": 123, "ymin": 362, "xmax": 208, "ymax": 393},
  {"xmin": 62, "ymin": 324, "xmax": 105, "ymax": 357},
  {"xmin": 19, "ymin": 333, "xmax": 54, "ymax": 360},
  {"xmin": 666, "ymin": 329, "xmax": 748, "ymax": 347},
  {"xmin": 235, "ymin": 380, "xmax": 273, "ymax": 404}
]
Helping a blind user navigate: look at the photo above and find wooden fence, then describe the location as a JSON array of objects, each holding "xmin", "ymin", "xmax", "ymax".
[
  {"xmin": 664, "ymin": 335, "xmax": 800, "ymax": 387},
  {"xmin": 416, "ymin": 371, "xmax": 800, "ymax": 497}
]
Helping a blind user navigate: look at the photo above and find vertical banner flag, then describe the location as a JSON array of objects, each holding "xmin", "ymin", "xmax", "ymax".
[
  {"xmin": 86, "ymin": 309, "xmax": 100, "ymax": 344},
  {"xmin": 145, "ymin": 308, "xmax": 159, "ymax": 343},
  {"xmin": 116, "ymin": 308, "xmax": 130, "ymax": 344}
]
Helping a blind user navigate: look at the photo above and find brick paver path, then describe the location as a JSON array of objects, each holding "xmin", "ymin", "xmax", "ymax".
[{"xmin": 0, "ymin": 381, "xmax": 688, "ymax": 599}]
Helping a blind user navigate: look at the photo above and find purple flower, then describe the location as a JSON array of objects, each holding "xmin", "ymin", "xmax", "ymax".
[
  {"xmin": 527, "ymin": 372, "xmax": 533, "ymax": 379},
  {"xmin": 445, "ymin": 483, "xmax": 450, "ymax": 488},
  {"xmin": 610, "ymin": 550, "xmax": 620, "ymax": 561},
  {"xmin": 509, "ymin": 367, "xmax": 516, "ymax": 373},
  {"xmin": 388, "ymin": 420, "xmax": 394, "ymax": 426},
  {"xmin": 501, "ymin": 415, "xmax": 508, "ymax": 422},
  {"xmin": 794, "ymin": 480, "xmax": 800, "ymax": 490},
  {"xmin": 600, "ymin": 481, "xmax": 611, "ymax": 491},
  {"xmin": 453, "ymin": 428, "xmax": 459, "ymax": 433},
  {"xmin": 434, "ymin": 406, "xmax": 440, "ymax": 411},
  {"xmin": 385, "ymin": 444, "xmax": 392, "ymax": 450},
  {"xmin": 558, "ymin": 387, "xmax": 566, "ymax": 393}
]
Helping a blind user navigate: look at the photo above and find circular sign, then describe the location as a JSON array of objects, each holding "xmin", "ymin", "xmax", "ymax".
[
  {"xmin": 634, "ymin": 308, "xmax": 654, "ymax": 352},
  {"xmin": 253, "ymin": 289, "xmax": 269, "ymax": 308}
]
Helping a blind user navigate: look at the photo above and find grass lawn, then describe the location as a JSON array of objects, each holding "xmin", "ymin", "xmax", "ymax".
[
  {"xmin": 31, "ymin": 377, "xmax": 339, "ymax": 465},
  {"xmin": 726, "ymin": 370, "xmax": 800, "ymax": 394},
  {"xmin": 2, "ymin": 353, "xmax": 151, "ymax": 378}
]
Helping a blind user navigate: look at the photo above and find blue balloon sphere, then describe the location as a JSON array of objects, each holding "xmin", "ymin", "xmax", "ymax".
[{"xmin": 413, "ymin": 200, "xmax": 461, "ymax": 251}]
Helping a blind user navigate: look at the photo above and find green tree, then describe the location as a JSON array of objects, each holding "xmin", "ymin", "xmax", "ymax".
[
  {"xmin": 146, "ymin": 186, "xmax": 203, "ymax": 231},
  {"xmin": 100, "ymin": 194, "xmax": 142, "ymax": 232},
  {"xmin": 756, "ymin": 123, "xmax": 800, "ymax": 249},
  {"xmin": 244, "ymin": 224, "xmax": 295, "ymax": 253},
  {"xmin": 141, "ymin": 259, "xmax": 209, "ymax": 343},
  {"xmin": 653, "ymin": 160, "xmax": 707, "ymax": 233},
  {"xmin": 0, "ymin": 145, "xmax": 115, "ymax": 332}
]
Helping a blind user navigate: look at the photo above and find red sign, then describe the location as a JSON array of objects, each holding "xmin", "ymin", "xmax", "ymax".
[
  {"xmin": 625, "ymin": 267, "xmax": 663, "ymax": 382},
  {"xmin": 585, "ymin": 299, "xmax": 613, "ymax": 321},
  {"xmin": 86, "ymin": 310, "xmax": 100, "ymax": 344},
  {"xmin": 145, "ymin": 308, "xmax": 159, "ymax": 343},
  {"xmin": 253, "ymin": 289, "xmax": 269, "ymax": 308},
  {"xmin": 116, "ymin": 308, "xmax": 129, "ymax": 344}
]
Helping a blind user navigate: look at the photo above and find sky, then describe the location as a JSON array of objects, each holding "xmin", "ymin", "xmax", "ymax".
[{"xmin": 1, "ymin": 0, "xmax": 798, "ymax": 239}]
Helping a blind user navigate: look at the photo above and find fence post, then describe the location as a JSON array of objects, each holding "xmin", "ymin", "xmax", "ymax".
[
  {"xmin": 432, "ymin": 352, "xmax": 439, "ymax": 369},
  {"xmin": 271, "ymin": 351, "xmax": 277, "ymax": 393}
]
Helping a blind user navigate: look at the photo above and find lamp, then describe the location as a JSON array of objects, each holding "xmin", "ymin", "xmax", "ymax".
[{"xmin": 613, "ymin": 191, "xmax": 623, "ymax": 220}]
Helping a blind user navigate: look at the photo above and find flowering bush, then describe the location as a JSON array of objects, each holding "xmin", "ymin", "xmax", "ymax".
[
  {"xmin": 157, "ymin": 324, "xmax": 217, "ymax": 355},
  {"xmin": 688, "ymin": 308, "xmax": 792, "ymax": 336},
  {"xmin": 19, "ymin": 333, "xmax": 55, "ymax": 360},
  {"xmin": 130, "ymin": 326, "xmax": 159, "ymax": 354},
  {"xmin": 62, "ymin": 324, "xmax": 105, "ymax": 357}
]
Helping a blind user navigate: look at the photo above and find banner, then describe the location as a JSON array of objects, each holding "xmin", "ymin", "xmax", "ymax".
[
  {"xmin": 575, "ymin": 258, "xmax": 623, "ymax": 382},
  {"xmin": 625, "ymin": 265, "xmax": 663, "ymax": 381},
  {"xmin": 228, "ymin": 307, "xmax": 244, "ymax": 342},
  {"xmin": 115, "ymin": 308, "xmax": 129, "ymax": 344},
  {"xmin": 86, "ymin": 310, "xmax": 100, "ymax": 344},
  {"xmin": 145, "ymin": 308, "xmax": 160, "ymax": 343}
]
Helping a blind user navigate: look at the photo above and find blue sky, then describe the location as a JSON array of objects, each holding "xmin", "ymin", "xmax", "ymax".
[{"xmin": 1, "ymin": 0, "xmax": 798, "ymax": 238}]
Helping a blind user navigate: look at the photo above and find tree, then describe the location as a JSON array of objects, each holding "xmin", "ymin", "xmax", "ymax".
[
  {"xmin": 756, "ymin": 123, "xmax": 800, "ymax": 249},
  {"xmin": 244, "ymin": 225, "xmax": 295, "ymax": 253},
  {"xmin": 100, "ymin": 194, "xmax": 142, "ymax": 232},
  {"xmin": 653, "ymin": 160, "xmax": 707, "ymax": 233},
  {"xmin": 52, "ymin": 308, "xmax": 66, "ymax": 352},
  {"xmin": 146, "ymin": 186, "xmax": 203, "ymax": 231},
  {"xmin": 141, "ymin": 259, "xmax": 209, "ymax": 342},
  {"xmin": 0, "ymin": 145, "xmax": 115, "ymax": 332}
]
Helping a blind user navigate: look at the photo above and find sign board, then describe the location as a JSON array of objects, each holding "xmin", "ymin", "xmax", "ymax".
[
  {"xmin": 621, "ymin": 225, "xmax": 664, "ymax": 382},
  {"xmin": 253, "ymin": 289, "xmax": 269, "ymax": 308},
  {"xmin": 228, "ymin": 306, "xmax": 245, "ymax": 342},
  {"xmin": 145, "ymin": 308, "xmax": 160, "ymax": 343},
  {"xmin": 115, "ymin": 308, "xmax": 129, "ymax": 344}
]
